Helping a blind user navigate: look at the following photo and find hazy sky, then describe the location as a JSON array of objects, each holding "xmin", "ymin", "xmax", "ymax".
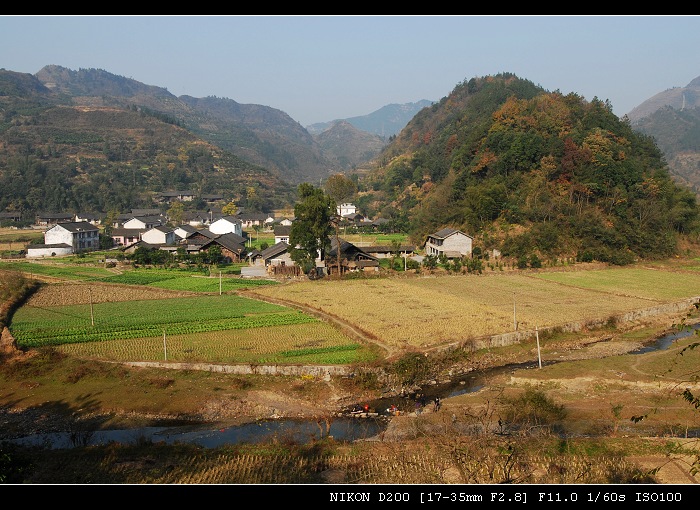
[{"xmin": 2, "ymin": 15, "xmax": 699, "ymax": 126}]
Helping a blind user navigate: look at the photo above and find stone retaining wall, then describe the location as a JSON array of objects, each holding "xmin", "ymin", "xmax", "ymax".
[
  {"xmin": 122, "ymin": 360, "xmax": 352, "ymax": 377},
  {"xmin": 470, "ymin": 296, "xmax": 700, "ymax": 351}
]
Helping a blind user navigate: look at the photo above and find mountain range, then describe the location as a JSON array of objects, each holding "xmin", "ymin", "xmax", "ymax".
[
  {"xmin": 0, "ymin": 65, "xmax": 428, "ymax": 215},
  {"xmin": 305, "ymin": 100, "xmax": 434, "ymax": 138},
  {"xmin": 1, "ymin": 64, "xmax": 700, "ymax": 265}
]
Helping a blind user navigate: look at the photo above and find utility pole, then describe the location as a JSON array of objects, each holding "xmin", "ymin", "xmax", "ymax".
[
  {"xmin": 89, "ymin": 287, "xmax": 94, "ymax": 327},
  {"xmin": 536, "ymin": 325, "xmax": 542, "ymax": 368},
  {"xmin": 513, "ymin": 292, "xmax": 517, "ymax": 331}
]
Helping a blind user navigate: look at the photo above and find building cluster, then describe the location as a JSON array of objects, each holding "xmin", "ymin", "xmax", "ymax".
[{"xmin": 17, "ymin": 200, "xmax": 477, "ymax": 276}]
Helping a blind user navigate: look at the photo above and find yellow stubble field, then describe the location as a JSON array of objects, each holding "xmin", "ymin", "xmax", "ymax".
[{"xmin": 247, "ymin": 268, "xmax": 700, "ymax": 350}]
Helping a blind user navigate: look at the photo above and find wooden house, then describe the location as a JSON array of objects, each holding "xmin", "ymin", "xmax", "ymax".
[{"xmin": 326, "ymin": 238, "xmax": 379, "ymax": 276}]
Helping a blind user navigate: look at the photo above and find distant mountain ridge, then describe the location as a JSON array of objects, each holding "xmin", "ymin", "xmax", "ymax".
[
  {"xmin": 0, "ymin": 64, "xmax": 431, "ymax": 217},
  {"xmin": 31, "ymin": 65, "xmax": 428, "ymax": 185},
  {"xmin": 314, "ymin": 121, "xmax": 387, "ymax": 171},
  {"xmin": 626, "ymin": 76, "xmax": 700, "ymax": 124},
  {"xmin": 306, "ymin": 100, "xmax": 434, "ymax": 138},
  {"xmin": 0, "ymin": 68, "xmax": 296, "ymax": 215},
  {"xmin": 627, "ymin": 74, "xmax": 700, "ymax": 194},
  {"xmin": 33, "ymin": 65, "xmax": 335, "ymax": 186}
]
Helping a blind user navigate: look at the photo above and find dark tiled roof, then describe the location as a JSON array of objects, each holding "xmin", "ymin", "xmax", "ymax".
[
  {"xmin": 274, "ymin": 225, "xmax": 291, "ymax": 236},
  {"xmin": 364, "ymin": 245, "xmax": 415, "ymax": 254},
  {"xmin": 49, "ymin": 221, "xmax": 98, "ymax": 233},
  {"xmin": 261, "ymin": 242, "xmax": 290, "ymax": 259}
]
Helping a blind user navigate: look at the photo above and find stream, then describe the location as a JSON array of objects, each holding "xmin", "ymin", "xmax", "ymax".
[{"xmin": 8, "ymin": 323, "xmax": 699, "ymax": 450}]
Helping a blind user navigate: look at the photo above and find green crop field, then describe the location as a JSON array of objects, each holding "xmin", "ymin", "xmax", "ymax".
[
  {"xmin": 8, "ymin": 261, "xmax": 700, "ymax": 367},
  {"xmin": 10, "ymin": 289, "xmax": 378, "ymax": 364}
]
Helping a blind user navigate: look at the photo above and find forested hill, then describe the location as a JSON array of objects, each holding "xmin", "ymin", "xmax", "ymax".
[
  {"xmin": 357, "ymin": 73, "xmax": 700, "ymax": 264},
  {"xmin": 0, "ymin": 69, "xmax": 295, "ymax": 215},
  {"xmin": 33, "ymin": 65, "xmax": 336, "ymax": 186}
]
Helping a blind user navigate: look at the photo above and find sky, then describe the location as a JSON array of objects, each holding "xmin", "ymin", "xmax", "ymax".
[{"xmin": 2, "ymin": 15, "xmax": 700, "ymax": 127}]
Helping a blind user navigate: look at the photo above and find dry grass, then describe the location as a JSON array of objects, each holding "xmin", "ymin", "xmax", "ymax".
[
  {"xmin": 24, "ymin": 281, "xmax": 196, "ymax": 306},
  {"xmin": 248, "ymin": 268, "xmax": 700, "ymax": 350}
]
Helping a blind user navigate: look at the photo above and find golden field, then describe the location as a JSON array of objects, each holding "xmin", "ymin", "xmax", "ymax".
[{"xmin": 246, "ymin": 266, "xmax": 700, "ymax": 351}]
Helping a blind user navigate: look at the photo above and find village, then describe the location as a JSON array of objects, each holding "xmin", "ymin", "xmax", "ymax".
[{"xmin": 15, "ymin": 192, "xmax": 477, "ymax": 278}]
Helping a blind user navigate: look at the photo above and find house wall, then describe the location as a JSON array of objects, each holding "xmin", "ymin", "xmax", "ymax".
[
  {"xmin": 142, "ymin": 230, "xmax": 174, "ymax": 245},
  {"xmin": 44, "ymin": 227, "xmax": 73, "ymax": 246},
  {"xmin": 210, "ymin": 219, "xmax": 242, "ymax": 236},
  {"xmin": 26, "ymin": 245, "xmax": 73, "ymax": 258},
  {"xmin": 424, "ymin": 239, "xmax": 440, "ymax": 257},
  {"xmin": 123, "ymin": 218, "xmax": 147, "ymax": 229},
  {"xmin": 338, "ymin": 203, "xmax": 356, "ymax": 216},
  {"xmin": 426, "ymin": 233, "xmax": 472, "ymax": 257},
  {"xmin": 112, "ymin": 233, "xmax": 142, "ymax": 246},
  {"xmin": 44, "ymin": 226, "xmax": 99, "ymax": 252},
  {"xmin": 265, "ymin": 252, "xmax": 294, "ymax": 266},
  {"xmin": 443, "ymin": 234, "xmax": 473, "ymax": 256},
  {"xmin": 217, "ymin": 246, "xmax": 244, "ymax": 262}
]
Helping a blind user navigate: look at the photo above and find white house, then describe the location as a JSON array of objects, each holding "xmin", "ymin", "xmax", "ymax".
[
  {"xmin": 236, "ymin": 212, "xmax": 273, "ymax": 229},
  {"xmin": 123, "ymin": 215, "xmax": 164, "ymax": 230},
  {"xmin": 273, "ymin": 225, "xmax": 291, "ymax": 245},
  {"xmin": 182, "ymin": 210, "xmax": 212, "ymax": 227},
  {"xmin": 424, "ymin": 228, "xmax": 473, "ymax": 259},
  {"xmin": 74, "ymin": 212, "xmax": 102, "ymax": 225},
  {"xmin": 141, "ymin": 226, "xmax": 176, "ymax": 245},
  {"xmin": 209, "ymin": 215, "xmax": 243, "ymax": 236},
  {"xmin": 43, "ymin": 221, "xmax": 100, "ymax": 253},
  {"xmin": 173, "ymin": 224, "xmax": 199, "ymax": 241},
  {"xmin": 337, "ymin": 203, "xmax": 357, "ymax": 216}
]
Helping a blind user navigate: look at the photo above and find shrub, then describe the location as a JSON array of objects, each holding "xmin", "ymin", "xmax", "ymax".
[
  {"xmin": 500, "ymin": 387, "xmax": 566, "ymax": 434},
  {"xmin": 389, "ymin": 351, "xmax": 432, "ymax": 386}
]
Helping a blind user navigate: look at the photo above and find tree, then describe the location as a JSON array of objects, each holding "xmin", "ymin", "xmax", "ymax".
[
  {"xmin": 222, "ymin": 201, "xmax": 238, "ymax": 216},
  {"xmin": 289, "ymin": 183, "xmax": 334, "ymax": 273},
  {"xmin": 324, "ymin": 174, "xmax": 357, "ymax": 277},
  {"xmin": 167, "ymin": 201, "xmax": 185, "ymax": 226},
  {"xmin": 99, "ymin": 224, "xmax": 114, "ymax": 250},
  {"xmin": 391, "ymin": 238, "xmax": 402, "ymax": 271}
]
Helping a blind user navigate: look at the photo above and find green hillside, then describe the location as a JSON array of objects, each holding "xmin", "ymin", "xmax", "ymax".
[
  {"xmin": 0, "ymin": 69, "xmax": 294, "ymax": 216},
  {"xmin": 356, "ymin": 73, "xmax": 700, "ymax": 264}
]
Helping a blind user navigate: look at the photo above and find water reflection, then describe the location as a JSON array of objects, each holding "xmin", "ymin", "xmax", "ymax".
[{"xmin": 9, "ymin": 417, "xmax": 387, "ymax": 450}]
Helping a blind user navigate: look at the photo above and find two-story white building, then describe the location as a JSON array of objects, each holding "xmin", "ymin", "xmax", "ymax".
[
  {"xmin": 273, "ymin": 225, "xmax": 291, "ymax": 245},
  {"xmin": 43, "ymin": 221, "xmax": 100, "ymax": 253},
  {"xmin": 424, "ymin": 227, "xmax": 473, "ymax": 259},
  {"xmin": 337, "ymin": 203, "xmax": 357, "ymax": 217}
]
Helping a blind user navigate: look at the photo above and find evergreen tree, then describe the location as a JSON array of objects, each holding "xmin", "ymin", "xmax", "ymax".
[{"xmin": 289, "ymin": 183, "xmax": 334, "ymax": 273}]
